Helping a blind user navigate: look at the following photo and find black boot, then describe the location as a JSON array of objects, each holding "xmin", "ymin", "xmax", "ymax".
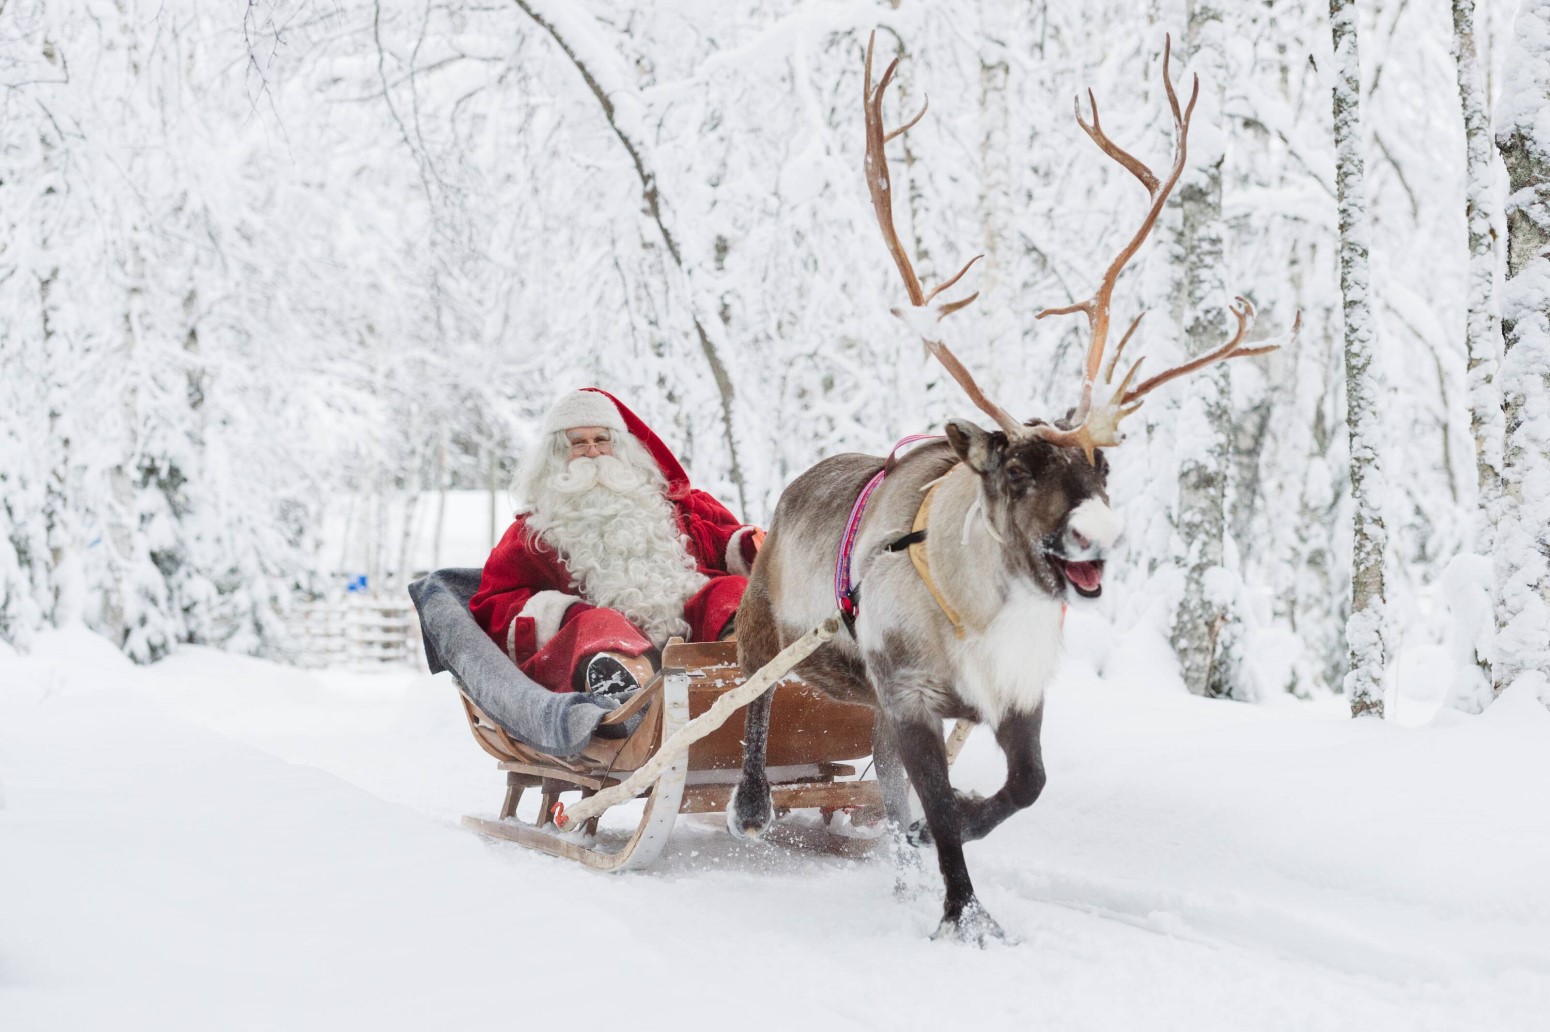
[{"xmin": 584, "ymin": 654, "xmax": 641, "ymax": 698}]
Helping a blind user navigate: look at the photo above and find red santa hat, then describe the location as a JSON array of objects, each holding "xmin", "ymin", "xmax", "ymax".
[
  {"xmin": 568, "ymin": 387, "xmax": 693, "ymax": 501},
  {"xmin": 542, "ymin": 390, "xmax": 627, "ymax": 435}
]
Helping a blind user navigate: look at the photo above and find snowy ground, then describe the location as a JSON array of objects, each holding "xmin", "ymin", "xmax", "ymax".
[{"xmin": 3, "ymin": 617, "xmax": 1548, "ymax": 1032}]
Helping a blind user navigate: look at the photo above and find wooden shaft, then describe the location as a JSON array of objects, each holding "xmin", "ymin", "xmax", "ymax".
[{"xmin": 553, "ymin": 615, "xmax": 843, "ymax": 830}]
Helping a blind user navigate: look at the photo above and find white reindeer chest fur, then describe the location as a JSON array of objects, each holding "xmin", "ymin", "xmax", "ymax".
[{"xmin": 951, "ymin": 583, "xmax": 1065, "ymax": 724}]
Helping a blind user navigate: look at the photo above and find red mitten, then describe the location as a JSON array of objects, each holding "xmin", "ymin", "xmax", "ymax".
[{"xmin": 739, "ymin": 528, "xmax": 766, "ymax": 568}]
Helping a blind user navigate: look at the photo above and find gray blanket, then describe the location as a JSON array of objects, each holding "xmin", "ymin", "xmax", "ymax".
[{"xmin": 407, "ymin": 568, "xmax": 611, "ymax": 757}]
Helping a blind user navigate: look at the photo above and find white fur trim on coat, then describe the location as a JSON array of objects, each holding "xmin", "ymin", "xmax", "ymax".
[
  {"xmin": 542, "ymin": 391, "xmax": 625, "ymax": 434},
  {"xmin": 518, "ymin": 590, "xmax": 581, "ymax": 651},
  {"xmin": 726, "ymin": 526, "xmax": 758, "ymax": 578}
]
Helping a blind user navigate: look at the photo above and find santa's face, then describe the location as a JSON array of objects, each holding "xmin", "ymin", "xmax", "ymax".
[{"xmin": 565, "ymin": 426, "xmax": 614, "ymax": 460}]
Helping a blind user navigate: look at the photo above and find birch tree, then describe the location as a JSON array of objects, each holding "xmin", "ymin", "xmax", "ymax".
[
  {"xmin": 1449, "ymin": 0, "xmax": 1505, "ymax": 711},
  {"xmin": 1171, "ymin": 0, "xmax": 1239, "ymax": 699},
  {"xmin": 1492, "ymin": 0, "xmax": 1550, "ymax": 702},
  {"xmin": 1330, "ymin": 0, "xmax": 1387, "ymax": 718}
]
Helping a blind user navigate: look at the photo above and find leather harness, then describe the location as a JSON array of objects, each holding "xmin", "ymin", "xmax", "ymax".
[
  {"xmin": 837, "ymin": 442, "xmax": 1069, "ymax": 640},
  {"xmin": 901, "ymin": 481, "xmax": 966, "ymax": 639},
  {"xmin": 836, "ymin": 437, "xmax": 966, "ymax": 639}
]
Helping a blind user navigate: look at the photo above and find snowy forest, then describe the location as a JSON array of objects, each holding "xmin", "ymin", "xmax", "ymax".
[
  {"xmin": 7, "ymin": 3, "xmax": 1550, "ymax": 1026},
  {"xmin": 2, "ymin": 0, "xmax": 1547, "ymax": 717}
]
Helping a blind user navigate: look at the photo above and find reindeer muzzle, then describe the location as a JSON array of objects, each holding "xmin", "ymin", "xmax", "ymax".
[
  {"xmin": 1056, "ymin": 558, "xmax": 1106, "ymax": 598},
  {"xmin": 1047, "ymin": 498, "xmax": 1123, "ymax": 599}
]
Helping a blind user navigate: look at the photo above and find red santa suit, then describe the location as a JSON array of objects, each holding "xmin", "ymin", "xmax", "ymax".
[{"xmin": 469, "ymin": 389, "xmax": 756, "ymax": 693}]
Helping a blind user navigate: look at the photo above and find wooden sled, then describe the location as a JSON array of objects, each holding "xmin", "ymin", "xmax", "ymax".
[{"xmin": 459, "ymin": 638, "xmax": 882, "ymax": 871}]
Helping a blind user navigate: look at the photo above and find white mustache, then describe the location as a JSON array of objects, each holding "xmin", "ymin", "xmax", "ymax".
[{"xmin": 549, "ymin": 454, "xmax": 651, "ymax": 495}]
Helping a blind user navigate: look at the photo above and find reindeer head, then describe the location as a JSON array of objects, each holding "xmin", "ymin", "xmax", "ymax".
[{"xmin": 945, "ymin": 418, "xmax": 1122, "ymax": 599}]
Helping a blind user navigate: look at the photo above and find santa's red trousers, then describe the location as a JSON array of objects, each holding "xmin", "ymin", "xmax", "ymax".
[{"xmin": 521, "ymin": 576, "xmax": 746, "ymax": 693}]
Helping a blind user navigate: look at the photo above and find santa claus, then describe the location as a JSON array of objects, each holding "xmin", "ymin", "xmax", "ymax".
[{"xmin": 469, "ymin": 388, "xmax": 761, "ymax": 696}]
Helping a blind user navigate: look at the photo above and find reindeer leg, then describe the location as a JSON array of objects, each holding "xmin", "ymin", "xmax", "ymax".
[
  {"xmin": 727, "ymin": 581, "xmax": 783, "ymax": 840},
  {"xmin": 871, "ymin": 712, "xmax": 928, "ymax": 895},
  {"xmin": 872, "ymin": 712, "xmax": 913, "ymax": 832},
  {"xmin": 887, "ymin": 715, "xmax": 1004, "ymax": 945},
  {"xmin": 727, "ymin": 684, "xmax": 776, "ymax": 839},
  {"xmin": 958, "ymin": 701, "xmax": 1046, "ymax": 843}
]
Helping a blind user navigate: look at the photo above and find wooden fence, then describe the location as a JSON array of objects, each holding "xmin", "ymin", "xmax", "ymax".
[{"xmin": 293, "ymin": 595, "xmax": 421, "ymax": 667}]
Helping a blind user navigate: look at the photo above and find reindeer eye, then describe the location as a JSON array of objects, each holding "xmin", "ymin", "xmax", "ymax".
[{"xmin": 1005, "ymin": 463, "xmax": 1031, "ymax": 488}]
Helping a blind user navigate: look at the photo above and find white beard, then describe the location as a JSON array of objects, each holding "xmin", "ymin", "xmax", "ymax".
[{"xmin": 528, "ymin": 454, "xmax": 708, "ymax": 646}]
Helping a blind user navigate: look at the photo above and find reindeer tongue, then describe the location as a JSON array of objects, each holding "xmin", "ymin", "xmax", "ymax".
[{"xmin": 1062, "ymin": 561, "xmax": 1103, "ymax": 592}]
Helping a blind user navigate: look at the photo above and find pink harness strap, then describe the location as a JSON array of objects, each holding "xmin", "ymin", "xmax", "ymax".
[{"xmin": 835, "ymin": 435, "xmax": 944, "ymax": 619}]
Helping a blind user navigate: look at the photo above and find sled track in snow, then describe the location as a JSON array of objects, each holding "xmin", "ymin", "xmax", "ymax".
[{"xmin": 982, "ymin": 859, "xmax": 1547, "ymax": 984}]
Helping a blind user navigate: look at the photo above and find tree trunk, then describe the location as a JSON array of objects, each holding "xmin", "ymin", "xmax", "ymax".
[
  {"xmin": 488, "ymin": 447, "xmax": 499, "ymax": 553},
  {"xmin": 1492, "ymin": 0, "xmax": 1550, "ymax": 702},
  {"xmin": 1450, "ymin": 0, "xmax": 1506, "ymax": 711},
  {"xmin": 1172, "ymin": 1, "xmax": 1239, "ymax": 699},
  {"xmin": 1330, "ymin": 0, "xmax": 1387, "ymax": 718},
  {"xmin": 431, "ymin": 431, "xmax": 447, "ymax": 573}
]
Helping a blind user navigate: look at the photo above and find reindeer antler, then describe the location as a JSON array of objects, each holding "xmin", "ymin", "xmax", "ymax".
[
  {"xmin": 863, "ymin": 32, "xmax": 1022, "ymax": 438},
  {"xmin": 1031, "ymin": 36, "xmax": 1289, "ymax": 463}
]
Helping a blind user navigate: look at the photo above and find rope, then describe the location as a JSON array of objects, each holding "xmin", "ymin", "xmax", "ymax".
[{"xmin": 551, "ymin": 614, "xmax": 842, "ymax": 831}]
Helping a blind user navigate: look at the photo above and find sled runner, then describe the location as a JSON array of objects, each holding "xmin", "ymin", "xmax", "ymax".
[{"xmin": 457, "ymin": 636, "xmax": 882, "ymax": 870}]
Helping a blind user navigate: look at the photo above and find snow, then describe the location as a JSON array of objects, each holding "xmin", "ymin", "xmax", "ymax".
[
  {"xmin": 1495, "ymin": 0, "xmax": 1550, "ymax": 144},
  {"xmin": 1441, "ymin": 552, "xmax": 1495, "ymax": 711},
  {"xmin": 5, "ymin": 622, "xmax": 1548, "ymax": 1031}
]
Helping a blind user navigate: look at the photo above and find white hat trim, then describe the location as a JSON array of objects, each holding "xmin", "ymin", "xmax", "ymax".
[{"xmin": 543, "ymin": 391, "xmax": 625, "ymax": 434}]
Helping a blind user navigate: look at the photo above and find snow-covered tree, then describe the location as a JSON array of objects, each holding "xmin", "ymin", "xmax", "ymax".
[
  {"xmin": 1171, "ymin": 1, "xmax": 1239, "ymax": 700},
  {"xmin": 1448, "ymin": 0, "xmax": 1506, "ymax": 712},
  {"xmin": 1329, "ymin": 0, "xmax": 1387, "ymax": 718},
  {"xmin": 1, "ymin": 2, "xmax": 368, "ymax": 658},
  {"xmin": 1492, "ymin": 0, "xmax": 1550, "ymax": 703}
]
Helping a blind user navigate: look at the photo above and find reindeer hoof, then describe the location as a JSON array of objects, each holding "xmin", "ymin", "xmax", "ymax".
[
  {"xmin": 726, "ymin": 781, "xmax": 774, "ymax": 840},
  {"xmin": 932, "ymin": 897, "xmax": 1006, "ymax": 947}
]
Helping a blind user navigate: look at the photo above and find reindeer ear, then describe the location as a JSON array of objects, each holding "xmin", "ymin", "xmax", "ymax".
[{"xmin": 945, "ymin": 419, "xmax": 999, "ymax": 473}]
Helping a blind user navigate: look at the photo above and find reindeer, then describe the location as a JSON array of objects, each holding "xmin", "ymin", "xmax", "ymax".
[{"xmin": 728, "ymin": 35, "xmax": 1288, "ymax": 943}]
